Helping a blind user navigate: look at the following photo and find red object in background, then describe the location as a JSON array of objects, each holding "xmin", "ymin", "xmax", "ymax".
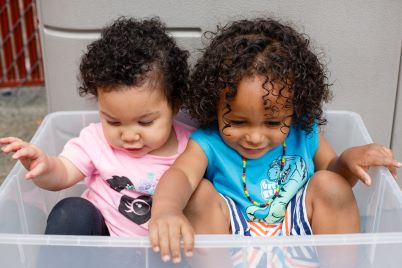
[{"xmin": 0, "ymin": 0, "xmax": 44, "ymax": 89}]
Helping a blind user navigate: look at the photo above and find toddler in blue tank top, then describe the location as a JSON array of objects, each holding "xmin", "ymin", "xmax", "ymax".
[{"xmin": 149, "ymin": 18, "xmax": 401, "ymax": 263}]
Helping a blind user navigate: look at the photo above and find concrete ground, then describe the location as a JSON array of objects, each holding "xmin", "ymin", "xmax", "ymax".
[{"xmin": 0, "ymin": 87, "xmax": 47, "ymax": 185}]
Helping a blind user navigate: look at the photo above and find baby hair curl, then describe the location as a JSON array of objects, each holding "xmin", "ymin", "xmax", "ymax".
[
  {"xmin": 185, "ymin": 18, "xmax": 332, "ymax": 132},
  {"xmin": 78, "ymin": 17, "xmax": 190, "ymax": 110}
]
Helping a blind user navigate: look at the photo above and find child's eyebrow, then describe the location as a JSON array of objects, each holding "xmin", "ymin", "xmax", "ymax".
[
  {"xmin": 265, "ymin": 112, "xmax": 293, "ymax": 119},
  {"xmin": 140, "ymin": 111, "xmax": 160, "ymax": 118},
  {"xmin": 264, "ymin": 116, "xmax": 282, "ymax": 120},
  {"xmin": 100, "ymin": 111, "xmax": 118, "ymax": 120}
]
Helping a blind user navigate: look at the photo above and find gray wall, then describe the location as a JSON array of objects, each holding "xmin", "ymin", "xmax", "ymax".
[{"xmin": 37, "ymin": 0, "xmax": 402, "ymax": 173}]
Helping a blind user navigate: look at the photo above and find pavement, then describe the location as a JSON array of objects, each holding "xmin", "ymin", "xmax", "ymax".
[{"xmin": 0, "ymin": 86, "xmax": 47, "ymax": 184}]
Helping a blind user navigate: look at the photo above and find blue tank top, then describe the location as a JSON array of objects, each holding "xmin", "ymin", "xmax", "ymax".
[{"xmin": 191, "ymin": 123, "xmax": 319, "ymax": 224}]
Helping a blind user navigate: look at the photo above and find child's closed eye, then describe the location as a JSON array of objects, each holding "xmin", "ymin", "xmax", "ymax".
[
  {"xmin": 107, "ymin": 121, "xmax": 121, "ymax": 126},
  {"xmin": 229, "ymin": 120, "xmax": 246, "ymax": 126},
  {"xmin": 265, "ymin": 121, "xmax": 281, "ymax": 127},
  {"xmin": 139, "ymin": 120, "xmax": 154, "ymax": 126}
]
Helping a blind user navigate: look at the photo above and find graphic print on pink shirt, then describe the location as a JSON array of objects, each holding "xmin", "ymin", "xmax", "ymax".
[{"xmin": 106, "ymin": 175, "xmax": 152, "ymax": 225}]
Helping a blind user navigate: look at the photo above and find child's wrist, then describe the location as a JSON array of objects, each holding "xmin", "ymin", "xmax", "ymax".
[{"xmin": 152, "ymin": 202, "xmax": 183, "ymax": 216}]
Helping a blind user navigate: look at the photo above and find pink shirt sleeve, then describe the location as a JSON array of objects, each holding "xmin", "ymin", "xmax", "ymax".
[{"xmin": 60, "ymin": 124, "xmax": 101, "ymax": 177}]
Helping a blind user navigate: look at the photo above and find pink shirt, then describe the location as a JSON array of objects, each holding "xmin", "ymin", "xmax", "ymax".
[{"xmin": 60, "ymin": 120, "xmax": 194, "ymax": 236}]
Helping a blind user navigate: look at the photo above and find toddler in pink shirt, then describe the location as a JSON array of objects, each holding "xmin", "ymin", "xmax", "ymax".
[{"xmin": 0, "ymin": 17, "xmax": 193, "ymax": 236}]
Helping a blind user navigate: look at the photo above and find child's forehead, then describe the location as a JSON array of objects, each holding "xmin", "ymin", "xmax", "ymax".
[
  {"xmin": 219, "ymin": 75, "xmax": 293, "ymax": 116},
  {"xmin": 98, "ymin": 75, "xmax": 166, "ymax": 94},
  {"xmin": 228, "ymin": 75, "xmax": 292, "ymax": 99}
]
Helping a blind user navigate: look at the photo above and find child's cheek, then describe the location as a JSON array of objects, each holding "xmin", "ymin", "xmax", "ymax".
[
  {"xmin": 103, "ymin": 128, "xmax": 121, "ymax": 148},
  {"xmin": 221, "ymin": 128, "xmax": 243, "ymax": 145}
]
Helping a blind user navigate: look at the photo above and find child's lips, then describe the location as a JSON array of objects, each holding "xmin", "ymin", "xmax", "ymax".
[
  {"xmin": 242, "ymin": 147, "xmax": 266, "ymax": 155},
  {"xmin": 125, "ymin": 147, "xmax": 143, "ymax": 152}
]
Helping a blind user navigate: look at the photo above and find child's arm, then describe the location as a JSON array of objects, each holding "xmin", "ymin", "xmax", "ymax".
[
  {"xmin": 0, "ymin": 137, "xmax": 85, "ymax": 190},
  {"xmin": 149, "ymin": 140, "xmax": 208, "ymax": 263},
  {"xmin": 314, "ymin": 133, "xmax": 401, "ymax": 186}
]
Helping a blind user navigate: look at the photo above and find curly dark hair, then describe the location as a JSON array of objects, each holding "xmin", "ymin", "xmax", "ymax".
[
  {"xmin": 79, "ymin": 17, "xmax": 189, "ymax": 110},
  {"xmin": 185, "ymin": 18, "xmax": 332, "ymax": 132}
]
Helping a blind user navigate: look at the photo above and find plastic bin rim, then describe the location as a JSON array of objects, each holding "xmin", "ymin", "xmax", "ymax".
[{"xmin": 1, "ymin": 232, "xmax": 402, "ymax": 247}]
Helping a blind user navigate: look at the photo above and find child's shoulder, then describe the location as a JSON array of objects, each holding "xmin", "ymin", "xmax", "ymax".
[
  {"xmin": 79, "ymin": 122, "xmax": 102, "ymax": 135},
  {"xmin": 287, "ymin": 122, "xmax": 320, "ymax": 156},
  {"xmin": 62, "ymin": 122, "xmax": 107, "ymax": 160},
  {"xmin": 73, "ymin": 122, "xmax": 104, "ymax": 143},
  {"xmin": 191, "ymin": 124, "xmax": 221, "ymax": 143},
  {"xmin": 173, "ymin": 120, "xmax": 195, "ymax": 135},
  {"xmin": 289, "ymin": 121, "xmax": 319, "ymax": 137}
]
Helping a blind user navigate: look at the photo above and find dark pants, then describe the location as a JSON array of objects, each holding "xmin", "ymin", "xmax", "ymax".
[{"xmin": 45, "ymin": 197, "xmax": 110, "ymax": 236}]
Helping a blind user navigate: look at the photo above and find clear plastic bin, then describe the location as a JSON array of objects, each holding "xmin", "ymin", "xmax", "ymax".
[{"xmin": 1, "ymin": 110, "xmax": 402, "ymax": 268}]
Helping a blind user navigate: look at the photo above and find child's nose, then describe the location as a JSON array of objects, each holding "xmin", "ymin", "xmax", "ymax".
[
  {"xmin": 121, "ymin": 128, "xmax": 140, "ymax": 143},
  {"xmin": 245, "ymin": 131, "xmax": 264, "ymax": 145}
]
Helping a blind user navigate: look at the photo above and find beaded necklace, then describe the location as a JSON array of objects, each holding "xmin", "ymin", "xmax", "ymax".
[{"xmin": 241, "ymin": 141, "xmax": 286, "ymax": 208}]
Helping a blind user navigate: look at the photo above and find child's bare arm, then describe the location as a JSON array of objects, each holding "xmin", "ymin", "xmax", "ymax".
[
  {"xmin": 314, "ymin": 133, "xmax": 401, "ymax": 186},
  {"xmin": 149, "ymin": 140, "xmax": 208, "ymax": 263},
  {"xmin": 0, "ymin": 137, "xmax": 85, "ymax": 190}
]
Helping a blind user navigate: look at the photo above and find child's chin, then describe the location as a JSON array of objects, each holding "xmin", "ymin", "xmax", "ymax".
[
  {"xmin": 240, "ymin": 148, "xmax": 268, "ymax": 159},
  {"xmin": 243, "ymin": 153, "xmax": 266, "ymax": 159},
  {"xmin": 125, "ymin": 149, "xmax": 147, "ymax": 157},
  {"xmin": 113, "ymin": 146, "xmax": 147, "ymax": 157}
]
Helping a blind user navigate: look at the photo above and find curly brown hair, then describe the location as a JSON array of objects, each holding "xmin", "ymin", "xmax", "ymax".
[
  {"xmin": 78, "ymin": 17, "xmax": 189, "ymax": 110},
  {"xmin": 185, "ymin": 18, "xmax": 332, "ymax": 132}
]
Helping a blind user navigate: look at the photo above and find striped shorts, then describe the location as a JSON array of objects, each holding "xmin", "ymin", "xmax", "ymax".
[
  {"xmin": 223, "ymin": 182, "xmax": 320, "ymax": 267},
  {"xmin": 222, "ymin": 182, "xmax": 312, "ymax": 237}
]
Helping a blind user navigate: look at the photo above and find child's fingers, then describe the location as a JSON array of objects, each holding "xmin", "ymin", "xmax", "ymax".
[
  {"xmin": 25, "ymin": 162, "xmax": 47, "ymax": 179},
  {"xmin": 158, "ymin": 223, "xmax": 172, "ymax": 262},
  {"xmin": 351, "ymin": 165, "xmax": 372, "ymax": 185},
  {"xmin": 0, "ymin": 136, "xmax": 22, "ymax": 145},
  {"xmin": 387, "ymin": 162, "xmax": 401, "ymax": 178},
  {"xmin": 388, "ymin": 165, "xmax": 398, "ymax": 178},
  {"xmin": 370, "ymin": 152, "xmax": 394, "ymax": 166},
  {"xmin": 169, "ymin": 224, "xmax": 183, "ymax": 263},
  {"xmin": 372, "ymin": 147, "xmax": 401, "ymax": 175},
  {"xmin": 378, "ymin": 146, "xmax": 401, "ymax": 166},
  {"xmin": 1, "ymin": 140, "xmax": 27, "ymax": 154},
  {"xmin": 363, "ymin": 145, "xmax": 400, "ymax": 167},
  {"xmin": 393, "ymin": 161, "xmax": 402, "ymax": 168},
  {"xmin": 9, "ymin": 145, "xmax": 43, "ymax": 173},
  {"xmin": 12, "ymin": 145, "xmax": 38, "ymax": 161},
  {"xmin": 148, "ymin": 223, "xmax": 160, "ymax": 253},
  {"xmin": 181, "ymin": 224, "xmax": 194, "ymax": 258},
  {"xmin": 376, "ymin": 157, "xmax": 401, "ymax": 170}
]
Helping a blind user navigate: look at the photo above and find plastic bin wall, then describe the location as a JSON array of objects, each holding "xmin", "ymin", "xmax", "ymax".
[{"xmin": 1, "ymin": 110, "xmax": 402, "ymax": 267}]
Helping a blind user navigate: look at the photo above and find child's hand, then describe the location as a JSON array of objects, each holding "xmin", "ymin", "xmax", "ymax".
[
  {"xmin": 339, "ymin": 143, "xmax": 401, "ymax": 185},
  {"xmin": 148, "ymin": 210, "xmax": 194, "ymax": 263},
  {"xmin": 0, "ymin": 137, "xmax": 50, "ymax": 179}
]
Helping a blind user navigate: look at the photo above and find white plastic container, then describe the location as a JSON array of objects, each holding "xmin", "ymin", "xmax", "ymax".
[{"xmin": 1, "ymin": 110, "xmax": 402, "ymax": 267}]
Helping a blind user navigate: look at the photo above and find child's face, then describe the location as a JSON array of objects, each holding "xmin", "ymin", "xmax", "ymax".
[
  {"xmin": 217, "ymin": 75, "xmax": 293, "ymax": 159},
  {"xmin": 97, "ymin": 83, "xmax": 177, "ymax": 157}
]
